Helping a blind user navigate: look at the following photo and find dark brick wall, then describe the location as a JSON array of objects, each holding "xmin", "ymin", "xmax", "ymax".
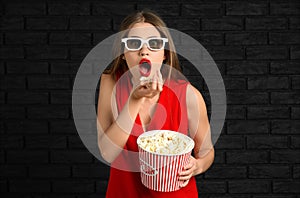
[{"xmin": 1, "ymin": 0, "xmax": 299, "ymax": 197}]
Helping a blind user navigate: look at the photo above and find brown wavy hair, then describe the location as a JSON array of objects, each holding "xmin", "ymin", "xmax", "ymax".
[{"xmin": 104, "ymin": 10, "xmax": 181, "ymax": 80}]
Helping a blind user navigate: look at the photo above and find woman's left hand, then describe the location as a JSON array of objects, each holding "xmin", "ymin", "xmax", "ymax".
[{"xmin": 178, "ymin": 156, "xmax": 198, "ymax": 187}]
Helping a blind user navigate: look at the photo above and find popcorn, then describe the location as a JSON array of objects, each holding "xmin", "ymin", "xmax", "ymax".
[
  {"xmin": 138, "ymin": 131, "xmax": 189, "ymax": 154},
  {"xmin": 140, "ymin": 76, "xmax": 150, "ymax": 82}
]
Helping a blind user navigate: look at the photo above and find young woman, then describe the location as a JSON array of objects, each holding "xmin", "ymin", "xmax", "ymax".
[{"xmin": 97, "ymin": 11, "xmax": 214, "ymax": 197}]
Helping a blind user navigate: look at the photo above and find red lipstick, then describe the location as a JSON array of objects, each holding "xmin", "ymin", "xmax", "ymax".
[{"xmin": 139, "ymin": 58, "xmax": 151, "ymax": 77}]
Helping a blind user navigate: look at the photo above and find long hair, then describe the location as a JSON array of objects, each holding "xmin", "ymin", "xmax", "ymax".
[{"xmin": 104, "ymin": 10, "xmax": 181, "ymax": 80}]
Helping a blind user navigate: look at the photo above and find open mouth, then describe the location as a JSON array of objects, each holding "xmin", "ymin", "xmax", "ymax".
[{"xmin": 139, "ymin": 58, "xmax": 151, "ymax": 77}]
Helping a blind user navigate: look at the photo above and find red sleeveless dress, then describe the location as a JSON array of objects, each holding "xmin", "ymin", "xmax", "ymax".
[{"xmin": 105, "ymin": 75, "xmax": 198, "ymax": 198}]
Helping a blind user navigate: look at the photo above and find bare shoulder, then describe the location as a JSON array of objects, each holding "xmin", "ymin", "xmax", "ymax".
[
  {"xmin": 100, "ymin": 73, "xmax": 115, "ymax": 90},
  {"xmin": 186, "ymin": 84, "xmax": 206, "ymax": 110}
]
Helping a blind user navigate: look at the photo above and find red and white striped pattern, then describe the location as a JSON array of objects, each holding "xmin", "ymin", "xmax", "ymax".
[{"xmin": 138, "ymin": 145, "xmax": 192, "ymax": 192}]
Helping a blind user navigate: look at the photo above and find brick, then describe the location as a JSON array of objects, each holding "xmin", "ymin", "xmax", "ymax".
[
  {"xmin": 7, "ymin": 92, "xmax": 48, "ymax": 104},
  {"xmin": 182, "ymin": 3, "xmax": 223, "ymax": 16},
  {"xmin": 214, "ymin": 135, "xmax": 244, "ymax": 149},
  {"xmin": 50, "ymin": 62, "xmax": 82, "ymax": 74},
  {"xmin": 0, "ymin": 165, "xmax": 27, "ymax": 178},
  {"xmin": 27, "ymin": 106, "xmax": 69, "ymax": 119},
  {"xmin": 50, "ymin": 120, "xmax": 78, "ymax": 134},
  {"xmin": 0, "ymin": 47, "xmax": 24, "ymax": 59},
  {"xmin": 0, "ymin": 106, "xmax": 25, "ymax": 119},
  {"xmin": 68, "ymin": 135, "xmax": 85, "ymax": 149},
  {"xmin": 291, "ymin": 136, "xmax": 300, "ymax": 148},
  {"xmin": 0, "ymin": 16, "xmax": 24, "ymax": 30},
  {"xmin": 270, "ymin": 3, "xmax": 300, "ymax": 15},
  {"xmin": 292, "ymin": 76, "xmax": 300, "ymax": 89},
  {"xmin": 92, "ymin": 2, "xmax": 135, "ymax": 16},
  {"xmin": 25, "ymin": 135, "xmax": 67, "ymax": 149},
  {"xmin": 273, "ymin": 180, "xmax": 300, "ymax": 193},
  {"xmin": 187, "ymin": 32, "xmax": 223, "ymax": 46},
  {"xmin": 270, "ymin": 32, "xmax": 300, "ymax": 45},
  {"xmin": 197, "ymin": 181, "xmax": 226, "ymax": 194},
  {"xmin": 227, "ymin": 61, "xmax": 268, "ymax": 75},
  {"xmin": 271, "ymin": 120, "xmax": 300, "ymax": 134},
  {"xmin": 26, "ymin": 17, "xmax": 68, "ymax": 30},
  {"xmin": 7, "ymin": 150, "xmax": 48, "ymax": 163},
  {"xmin": 5, "ymin": 32, "xmax": 47, "ymax": 45},
  {"xmin": 0, "ymin": 180, "xmax": 7, "ymax": 192},
  {"xmin": 0, "ymin": 150, "xmax": 4, "ymax": 163},
  {"xmin": 227, "ymin": 92, "xmax": 268, "ymax": 104},
  {"xmin": 50, "ymin": 91, "xmax": 71, "ymax": 104},
  {"xmin": 228, "ymin": 180, "xmax": 270, "ymax": 193},
  {"xmin": 50, "ymin": 33, "xmax": 92, "ymax": 45},
  {"xmin": 271, "ymin": 92, "xmax": 300, "ymax": 104},
  {"xmin": 0, "ymin": 92, "xmax": 4, "ymax": 104},
  {"xmin": 53, "ymin": 180, "xmax": 94, "ymax": 193},
  {"xmin": 0, "ymin": 76, "xmax": 26, "ymax": 90},
  {"xmin": 70, "ymin": 47, "xmax": 93, "ymax": 60},
  {"xmin": 6, "ymin": 120, "xmax": 48, "ymax": 134},
  {"xmin": 202, "ymin": 17, "xmax": 243, "ymax": 30},
  {"xmin": 29, "ymin": 165, "xmax": 70, "ymax": 178},
  {"xmin": 250, "ymin": 165, "xmax": 290, "ymax": 179},
  {"xmin": 204, "ymin": 165, "xmax": 246, "ymax": 178},
  {"xmin": 223, "ymin": 78, "xmax": 246, "ymax": 90},
  {"xmin": 137, "ymin": 4, "xmax": 180, "ymax": 16},
  {"xmin": 73, "ymin": 164, "xmax": 110, "ymax": 178},
  {"xmin": 292, "ymin": 107, "xmax": 300, "ymax": 119},
  {"xmin": 26, "ymin": 47, "xmax": 68, "ymax": 60},
  {"xmin": 248, "ymin": 107, "xmax": 290, "ymax": 119},
  {"xmin": 96, "ymin": 181, "xmax": 109, "ymax": 194},
  {"xmin": 165, "ymin": 18, "xmax": 200, "ymax": 31},
  {"xmin": 70, "ymin": 17, "xmax": 111, "ymax": 30},
  {"xmin": 226, "ymin": 151, "xmax": 268, "ymax": 164},
  {"xmin": 28, "ymin": 76, "xmax": 70, "ymax": 89},
  {"xmin": 270, "ymin": 61, "xmax": 300, "ymax": 74},
  {"xmin": 7, "ymin": 61, "xmax": 48, "ymax": 74},
  {"xmin": 5, "ymin": 2, "xmax": 46, "ymax": 15},
  {"xmin": 290, "ymin": 17, "xmax": 300, "ymax": 29},
  {"xmin": 226, "ymin": 32, "xmax": 267, "ymax": 45},
  {"xmin": 294, "ymin": 165, "xmax": 300, "ymax": 178},
  {"xmin": 0, "ymin": 62, "xmax": 4, "ymax": 73},
  {"xmin": 247, "ymin": 136, "xmax": 288, "ymax": 149},
  {"xmin": 48, "ymin": 1, "xmax": 90, "ymax": 15},
  {"xmin": 93, "ymin": 31, "xmax": 115, "ymax": 45},
  {"xmin": 248, "ymin": 77, "xmax": 289, "ymax": 89},
  {"xmin": 9, "ymin": 180, "xmax": 50, "ymax": 193},
  {"xmin": 0, "ymin": 135, "xmax": 23, "ymax": 148},
  {"xmin": 227, "ymin": 120, "xmax": 268, "ymax": 134},
  {"xmin": 226, "ymin": 105, "xmax": 246, "ymax": 119},
  {"xmin": 271, "ymin": 150, "xmax": 300, "ymax": 163},
  {"xmin": 246, "ymin": 17, "xmax": 287, "ymax": 30},
  {"xmin": 291, "ymin": 46, "xmax": 300, "ymax": 59},
  {"xmin": 247, "ymin": 46, "xmax": 288, "ymax": 60},
  {"xmin": 207, "ymin": 46, "xmax": 244, "ymax": 60},
  {"xmin": 51, "ymin": 150, "xmax": 93, "ymax": 163},
  {"xmin": 226, "ymin": 2, "xmax": 268, "ymax": 15}
]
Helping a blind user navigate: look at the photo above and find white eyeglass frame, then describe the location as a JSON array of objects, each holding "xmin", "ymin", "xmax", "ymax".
[{"xmin": 121, "ymin": 37, "xmax": 168, "ymax": 51}]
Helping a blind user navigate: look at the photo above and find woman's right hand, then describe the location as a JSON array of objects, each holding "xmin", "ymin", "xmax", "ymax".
[{"xmin": 131, "ymin": 70, "xmax": 163, "ymax": 100}]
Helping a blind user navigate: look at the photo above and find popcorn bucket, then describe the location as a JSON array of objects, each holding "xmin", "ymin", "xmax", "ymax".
[{"xmin": 137, "ymin": 130, "xmax": 194, "ymax": 192}]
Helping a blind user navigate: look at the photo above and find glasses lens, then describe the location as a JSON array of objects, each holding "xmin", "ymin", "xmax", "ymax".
[
  {"xmin": 148, "ymin": 39, "xmax": 164, "ymax": 50},
  {"xmin": 126, "ymin": 39, "xmax": 141, "ymax": 50}
]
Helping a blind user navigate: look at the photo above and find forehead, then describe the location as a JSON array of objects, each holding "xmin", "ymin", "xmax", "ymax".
[{"xmin": 127, "ymin": 22, "xmax": 161, "ymax": 38}]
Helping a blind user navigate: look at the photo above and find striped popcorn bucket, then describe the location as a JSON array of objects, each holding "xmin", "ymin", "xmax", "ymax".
[{"xmin": 137, "ymin": 130, "xmax": 194, "ymax": 192}]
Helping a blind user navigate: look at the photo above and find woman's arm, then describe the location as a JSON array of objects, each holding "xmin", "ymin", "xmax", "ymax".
[
  {"xmin": 97, "ymin": 74, "xmax": 143, "ymax": 163},
  {"xmin": 179, "ymin": 84, "xmax": 214, "ymax": 185}
]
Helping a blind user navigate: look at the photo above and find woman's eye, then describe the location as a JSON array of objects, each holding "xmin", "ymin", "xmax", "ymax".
[
  {"xmin": 128, "ymin": 40, "xmax": 141, "ymax": 48},
  {"xmin": 149, "ymin": 39, "xmax": 162, "ymax": 49}
]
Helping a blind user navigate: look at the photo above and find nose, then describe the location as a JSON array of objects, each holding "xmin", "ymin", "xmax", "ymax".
[{"xmin": 139, "ymin": 43, "xmax": 149, "ymax": 56}]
